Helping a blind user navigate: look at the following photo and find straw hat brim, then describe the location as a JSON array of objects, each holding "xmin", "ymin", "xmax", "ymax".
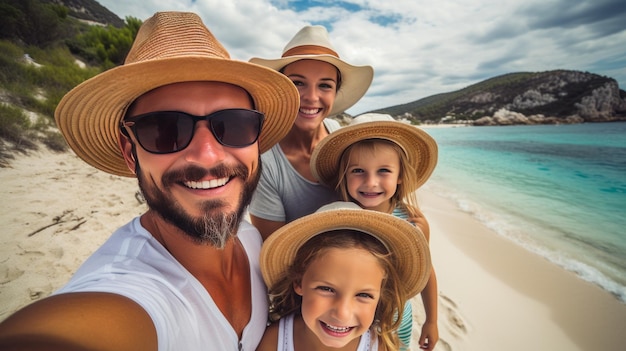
[
  {"xmin": 55, "ymin": 56, "xmax": 299, "ymax": 177},
  {"xmin": 250, "ymin": 55, "xmax": 373, "ymax": 116},
  {"xmin": 311, "ymin": 121, "xmax": 438, "ymax": 190},
  {"xmin": 260, "ymin": 207, "xmax": 431, "ymax": 298}
]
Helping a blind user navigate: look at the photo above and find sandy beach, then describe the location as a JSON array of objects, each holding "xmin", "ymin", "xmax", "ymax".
[{"xmin": 1, "ymin": 147, "xmax": 625, "ymax": 350}]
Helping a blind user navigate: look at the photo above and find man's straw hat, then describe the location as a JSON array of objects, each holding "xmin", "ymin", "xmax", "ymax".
[
  {"xmin": 250, "ymin": 25, "xmax": 373, "ymax": 116},
  {"xmin": 311, "ymin": 113, "xmax": 438, "ymax": 190},
  {"xmin": 55, "ymin": 12, "xmax": 299, "ymax": 177},
  {"xmin": 260, "ymin": 201, "xmax": 432, "ymax": 298}
]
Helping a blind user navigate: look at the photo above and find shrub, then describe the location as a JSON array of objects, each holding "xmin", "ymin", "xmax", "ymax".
[
  {"xmin": 0, "ymin": 12, "xmax": 141, "ymax": 164},
  {"xmin": 0, "ymin": 104, "xmax": 38, "ymax": 157}
]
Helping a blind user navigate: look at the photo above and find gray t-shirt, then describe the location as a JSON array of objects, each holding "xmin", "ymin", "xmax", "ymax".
[{"xmin": 249, "ymin": 119, "xmax": 341, "ymax": 223}]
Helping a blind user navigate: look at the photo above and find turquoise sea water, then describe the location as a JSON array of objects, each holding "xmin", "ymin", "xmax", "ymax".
[{"xmin": 422, "ymin": 122, "xmax": 626, "ymax": 303}]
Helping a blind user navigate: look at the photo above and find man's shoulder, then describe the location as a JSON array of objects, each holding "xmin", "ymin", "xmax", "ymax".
[
  {"xmin": 238, "ymin": 220, "xmax": 257, "ymax": 234},
  {"xmin": 237, "ymin": 220, "xmax": 263, "ymax": 250}
]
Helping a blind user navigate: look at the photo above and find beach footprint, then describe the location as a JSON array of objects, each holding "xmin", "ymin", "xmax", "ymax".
[
  {"xmin": 0, "ymin": 265, "xmax": 25, "ymax": 285},
  {"xmin": 439, "ymin": 294, "xmax": 469, "ymax": 338},
  {"xmin": 414, "ymin": 294, "xmax": 470, "ymax": 350}
]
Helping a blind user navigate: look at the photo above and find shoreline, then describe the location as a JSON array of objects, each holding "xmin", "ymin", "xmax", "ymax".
[
  {"xmin": 2, "ymin": 148, "xmax": 626, "ymax": 350},
  {"xmin": 414, "ymin": 187, "xmax": 626, "ymax": 350},
  {"xmin": 417, "ymin": 123, "xmax": 469, "ymax": 129}
]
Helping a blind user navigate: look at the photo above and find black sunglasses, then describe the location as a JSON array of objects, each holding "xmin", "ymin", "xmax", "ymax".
[{"xmin": 120, "ymin": 108, "xmax": 265, "ymax": 154}]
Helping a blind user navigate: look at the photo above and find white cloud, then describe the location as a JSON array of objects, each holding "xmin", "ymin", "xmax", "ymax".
[{"xmin": 97, "ymin": 0, "xmax": 626, "ymax": 115}]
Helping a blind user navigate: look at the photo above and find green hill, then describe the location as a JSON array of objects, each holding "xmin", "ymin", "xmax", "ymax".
[
  {"xmin": 0, "ymin": 0, "xmax": 139, "ymax": 164},
  {"xmin": 368, "ymin": 70, "xmax": 626, "ymax": 125}
]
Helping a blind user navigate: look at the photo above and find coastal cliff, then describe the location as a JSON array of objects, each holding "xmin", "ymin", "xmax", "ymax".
[{"xmin": 371, "ymin": 70, "xmax": 626, "ymax": 126}]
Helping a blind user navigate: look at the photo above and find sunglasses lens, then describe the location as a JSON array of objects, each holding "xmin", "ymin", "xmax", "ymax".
[
  {"xmin": 133, "ymin": 112, "xmax": 194, "ymax": 153},
  {"xmin": 210, "ymin": 110, "xmax": 263, "ymax": 148},
  {"xmin": 126, "ymin": 109, "xmax": 264, "ymax": 154}
]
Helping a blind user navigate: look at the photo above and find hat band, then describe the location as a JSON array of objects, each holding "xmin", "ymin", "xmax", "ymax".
[{"xmin": 282, "ymin": 45, "xmax": 339, "ymax": 58}]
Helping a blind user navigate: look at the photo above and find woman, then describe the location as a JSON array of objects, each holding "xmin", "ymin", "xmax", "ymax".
[{"xmin": 248, "ymin": 25, "xmax": 374, "ymax": 239}]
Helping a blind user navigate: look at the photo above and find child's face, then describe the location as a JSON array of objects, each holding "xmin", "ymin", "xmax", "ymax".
[
  {"xmin": 345, "ymin": 143, "xmax": 401, "ymax": 212},
  {"xmin": 294, "ymin": 247, "xmax": 384, "ymax": 348}
]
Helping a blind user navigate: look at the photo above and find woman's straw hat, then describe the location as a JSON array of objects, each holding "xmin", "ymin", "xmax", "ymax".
[
  {"xmin": 249, "ymin": 25, "xmax": 373, "ymax": 116},
  {"xmin": 311, "ymin": 113, "xmax": 438, "ymax": 190},
  {"xmin": 260, "ymin": 201, "xmax": 432, "ymax": 298},
  {"xmin": 55, "ymin": 12, "xmax": 299, "ymax": 177}
]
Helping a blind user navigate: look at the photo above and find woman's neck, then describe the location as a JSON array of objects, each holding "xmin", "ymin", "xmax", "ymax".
[{"xmin": 281, "ymin": 123, "xmax": 328, "ymax": 153}]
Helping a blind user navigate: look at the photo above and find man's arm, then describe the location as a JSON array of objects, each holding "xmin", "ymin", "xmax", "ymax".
[
  {"xmin": 0, "ymin": 292, "xmax": 157, "ymax": 351},
  {"xmin": 250, "ymin": 214, "xmax": 285, "ymax": 241}
]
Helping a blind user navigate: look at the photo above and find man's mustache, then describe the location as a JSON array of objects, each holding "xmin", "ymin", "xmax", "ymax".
[{"xmin": 162, "ymin": 164, "xmax": 249, "ymax": 186}]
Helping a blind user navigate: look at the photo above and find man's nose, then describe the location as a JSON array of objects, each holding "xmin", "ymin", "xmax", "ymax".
[{"xmin": 182, "ymin": 121, "xmax": 226, "ymax": 163}]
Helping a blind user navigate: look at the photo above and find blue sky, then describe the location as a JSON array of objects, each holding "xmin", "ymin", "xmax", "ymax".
[{"xmin": 97, "ymin": 0, "xmax": 626, "ymax": 115}]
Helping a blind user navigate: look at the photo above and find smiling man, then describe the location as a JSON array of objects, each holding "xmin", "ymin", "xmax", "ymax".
[{"xmin": 0, "ymin": 12, "xmax": 299, "ymax": 351}]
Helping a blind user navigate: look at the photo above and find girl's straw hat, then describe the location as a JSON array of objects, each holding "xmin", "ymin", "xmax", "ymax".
[
  {"xmin": 55, "ymin": 12, "xmax": 299, "ymax": 177},
  {"xmin": 260, "ymin": 201, "xmax": 432, "ymax": 298},
  {"xmin": 249, "ymin": 25, "xmax": 374, "ymax": 116},
  {"xmin": 311, "ymin": 113, "xmax": 438, "ymax": 190}
]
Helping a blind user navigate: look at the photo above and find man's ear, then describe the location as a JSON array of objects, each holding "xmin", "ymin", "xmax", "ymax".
[{"xmin": 118, "ymin": 132, "xmax": 137, "ymax": 175}]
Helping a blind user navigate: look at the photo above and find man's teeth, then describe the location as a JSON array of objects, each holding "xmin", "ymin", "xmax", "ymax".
[
  {"xmin": 184, "ymin": 178, "xmax": 228, "ymax": 189},
  {"xmin": 324, "ymin": 322, "xmax": 351, "ymax": 333}
]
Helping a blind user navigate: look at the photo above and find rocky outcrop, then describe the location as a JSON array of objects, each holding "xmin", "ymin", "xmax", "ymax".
[
  {"xmin": 473, "ymin": 79, "xmax": 625, "ymax": 126},
  {"xmin": 45, "ymin": 0, "xmax": 124, "ymax": 27},
  {"xmin": 575, "ymin": 81, "xmax": 626, "ymax": 122},
  {"xmin": 372, "ymin": 70, "xmax": 626, "ymax": 126},
  {"xmin": 473, "ymin": 109, "xmax": 584, "ymax": 126}
]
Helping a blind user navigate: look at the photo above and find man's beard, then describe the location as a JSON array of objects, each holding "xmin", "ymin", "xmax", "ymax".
[{"xmin": 136, "ymin": 159, "xmax": 260, "ymax": 249}]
